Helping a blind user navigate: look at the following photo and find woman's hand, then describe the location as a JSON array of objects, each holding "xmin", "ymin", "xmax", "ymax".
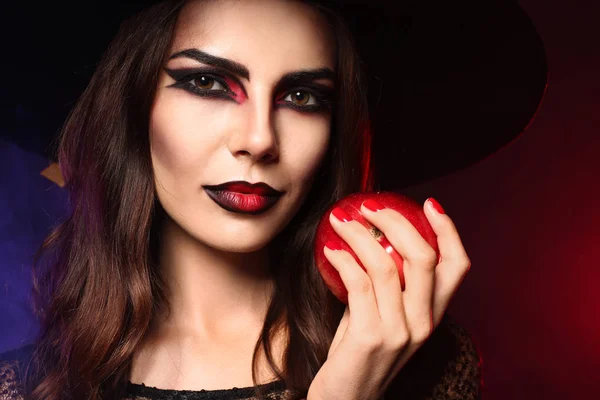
[{"xmin": 306, "ymin": 198, "xmax": 471, "ymax": 400}]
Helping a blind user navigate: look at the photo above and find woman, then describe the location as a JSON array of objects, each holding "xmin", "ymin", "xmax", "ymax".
[{"xmin": 0, "ymin": 0, "xmax": 547, "ymax": 398}]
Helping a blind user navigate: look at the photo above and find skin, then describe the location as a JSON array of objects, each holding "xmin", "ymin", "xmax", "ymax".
[{"xmin": 130, "ymin": 0, "xmax": 336, "ymax": 390}]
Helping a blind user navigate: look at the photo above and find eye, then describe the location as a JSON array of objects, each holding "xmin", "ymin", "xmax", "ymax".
[
  {"xmin": 283, "ymin": 90, "xmax": 317, "ymax": 107},
  {"xmin": 190, "ymin": 75, "xmax": 228, "ymax": 92}
]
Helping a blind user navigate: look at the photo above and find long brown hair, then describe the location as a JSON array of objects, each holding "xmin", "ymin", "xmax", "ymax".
[{"xmin": 23, "ymin": 0, "xmax": 374, "ymax": 398}]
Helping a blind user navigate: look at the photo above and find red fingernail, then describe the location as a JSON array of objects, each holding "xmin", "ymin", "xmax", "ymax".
[
  {"xmin": 331, "ymin": 207, "xmax": 352, "ymax": 222},
  {"xmin": 324, "ymin": 240, "xmax": 343, "ymax": 251},
  {"xmin": 362, "ymin": 199, "xmax": 385, "ymax": 212},
  {"xmin": 427, "ymin": 197, "xmax": 445, "ymax": 214}
]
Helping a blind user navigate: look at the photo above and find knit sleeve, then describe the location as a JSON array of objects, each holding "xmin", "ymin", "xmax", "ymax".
[{"xmin": 384, "ymin": 314, "xmax": 484, "ymax": 400}]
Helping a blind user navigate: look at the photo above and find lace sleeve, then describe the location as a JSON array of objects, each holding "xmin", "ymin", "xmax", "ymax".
[
  {"xmin": 0, "ymin": 360, "xmax": 24, "ymax": 400},
  {"xmin": 384, "ymin": 314, "xmax": 484, "ymax": 400}
]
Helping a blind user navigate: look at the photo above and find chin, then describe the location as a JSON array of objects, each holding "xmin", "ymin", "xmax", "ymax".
[
  {"xmin": 184, "ymin": 217, "xmax": 281, "ymax": 253},
  {"xmin": 217, "ymin": 240, "xmax": 271, "ymax": 254}
]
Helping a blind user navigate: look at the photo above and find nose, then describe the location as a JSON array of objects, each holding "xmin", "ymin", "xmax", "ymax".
[{"xmin": 228, "ymin": 90, "xmax": 280, "ymax": 163}]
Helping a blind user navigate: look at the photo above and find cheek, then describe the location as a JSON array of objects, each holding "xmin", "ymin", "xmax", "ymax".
[
  {"xmin": 150, "ymin": 122, "xmax": 191, "ymax": 183},
  {"xmin": 149, "ymin": 93, "xmax": 217, "ymax": 179},
  {"xmin": 282, "ymin": 119, "xmax": 331, "ymax": 185},
  {"xmin": 149, "ymin": 109, "xmax": 205, "ymax": 190}
]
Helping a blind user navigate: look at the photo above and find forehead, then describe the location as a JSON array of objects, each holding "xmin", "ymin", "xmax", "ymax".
[{"xmin": 171, "ymin": 0, "xmax": 336, "ymax": 72}]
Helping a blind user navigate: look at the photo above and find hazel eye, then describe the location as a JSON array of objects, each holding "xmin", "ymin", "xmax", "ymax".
[
  {"xmin": 191, "ymin": 76, "xmax": 227, "ymax": 92},
  {"xmin": 283, "ymin": 90, "xmax": 317, "ymax": 107}
]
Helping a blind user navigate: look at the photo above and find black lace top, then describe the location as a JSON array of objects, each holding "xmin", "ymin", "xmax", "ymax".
[
  {"xmin": 0, "ymin": 315, "xmax": 483, "ymax": 399},
  {"xmin": 124, "ymin": 380, "xmax": 291, "ymax": 400}
]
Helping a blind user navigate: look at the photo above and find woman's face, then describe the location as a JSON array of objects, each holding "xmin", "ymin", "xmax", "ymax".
[{"xmin": 150, "ymin": 0, "xmax": 336, "ymax": 252}]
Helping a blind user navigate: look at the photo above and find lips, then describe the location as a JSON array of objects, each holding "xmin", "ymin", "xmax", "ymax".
[
  {"xmin": 203, "ymin": 180, "xmax": 282, "ymax": 196},
  {"xmin": 202, "ymin": 180, "xmax": 283, "ymax": 215}
]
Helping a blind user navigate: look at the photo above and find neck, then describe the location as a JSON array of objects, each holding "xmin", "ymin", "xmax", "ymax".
[{"xmin": 152, "ymin": 215, "xmax": 276, "ymax": 340}]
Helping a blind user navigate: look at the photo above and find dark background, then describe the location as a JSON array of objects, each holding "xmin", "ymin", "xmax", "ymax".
[
  {"xmin": 1, "ymin": 0, "xmax": 599, "ymax": 399},
  {"xmin": 403, "ymin": 0, "xmax": 600, "ymax": 397}
]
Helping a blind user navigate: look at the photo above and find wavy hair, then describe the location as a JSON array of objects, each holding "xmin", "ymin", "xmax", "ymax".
[{"xmin": 23, "ymin": 0, "xmax": 374, "ymax": 398}]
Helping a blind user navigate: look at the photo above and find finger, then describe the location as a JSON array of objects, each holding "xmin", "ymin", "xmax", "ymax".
[
  {"xmin": 329, "ymin": 210, "xmax": 405, "ymax": 332},
  {"xmin": 323, "ymin": 244, "xmax": 381, "ymax": 342},
  {"xmin": 424, "ymin": 198, "xmax": 471, "ymax": 324},
  {"xmin": 360, "ymin": 201, "xmax": 435, "ymax": 343}
]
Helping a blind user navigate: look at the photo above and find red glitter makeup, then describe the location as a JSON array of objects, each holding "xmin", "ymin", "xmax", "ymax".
[{"xmin": 224, "ymin": 77, "xmax": 247, "ymax": 102}]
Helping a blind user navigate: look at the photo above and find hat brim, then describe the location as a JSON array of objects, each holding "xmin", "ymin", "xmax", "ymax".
[{"xmin": 322, "ymin": 0, "xmax": 548, "ymax": 189}]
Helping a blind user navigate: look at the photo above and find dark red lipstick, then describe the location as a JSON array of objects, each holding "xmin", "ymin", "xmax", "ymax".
[{"xmin": 203, "ymin": 181, "xmax": 283, "ymax": 215}]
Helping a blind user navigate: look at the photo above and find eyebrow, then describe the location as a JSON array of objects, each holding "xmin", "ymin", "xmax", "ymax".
[{"xmin": 168, "ymin": 48, "xmax": 336, "ymax": 88}]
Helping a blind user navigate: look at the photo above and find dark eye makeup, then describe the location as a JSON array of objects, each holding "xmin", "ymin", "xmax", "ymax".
[{"xmin": 164, "ymin": 67, "xmax": 334, "ymax": 114}]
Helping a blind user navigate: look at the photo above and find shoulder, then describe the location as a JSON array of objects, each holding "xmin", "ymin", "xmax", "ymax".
[
  {"xmin": 0, "ymin": 343, "xmax": 35, "ymax": 400},
  {"xmin": 385, "ymin": 314, "xmax": 484, "ymax": 400}
]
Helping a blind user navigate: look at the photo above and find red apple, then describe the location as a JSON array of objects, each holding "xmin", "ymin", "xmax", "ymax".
[{"xmin": 314, "ymin": 191, "xmax": 439, "ymax": 305}]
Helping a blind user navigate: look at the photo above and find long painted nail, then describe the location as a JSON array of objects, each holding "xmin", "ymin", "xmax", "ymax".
[
  {"xmin": 427, "ymin": 197, "xmax": 446, "ymax": 214},
  {"xmin": 331, "ymin": 207, "xmax": 352, "ymax": 222},
  {"xmin": 362, "ymin": 199, "xmax": 385, "ymax": 212},
  {"xmin": 324, "ymin": 240, "xmax": 343, "ymax": 251}
]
